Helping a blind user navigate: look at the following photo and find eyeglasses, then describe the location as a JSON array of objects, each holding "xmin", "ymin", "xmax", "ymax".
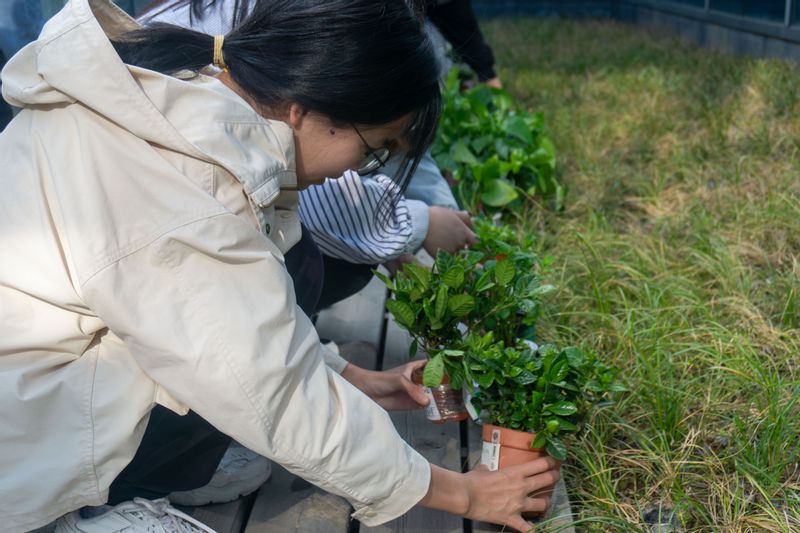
[{"xmin": 353, "ymin": 125, "xmax": 391, "ymax": 176}]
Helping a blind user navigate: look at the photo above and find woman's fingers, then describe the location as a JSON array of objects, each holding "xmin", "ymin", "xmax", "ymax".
[
  {"xmin": 507, "ymin": 455, "xmax": 559, "ymax": 477},
  {"xmin": 526, "ymin": 466, "xmax": 560, "ymax": 494},
  {"xmin": 506, "ymin": 515, "xmax": 535, "ymax": 533},
  {"xmin": 524, "ymin": 494, "xmax": 553, "ymax": 514}
]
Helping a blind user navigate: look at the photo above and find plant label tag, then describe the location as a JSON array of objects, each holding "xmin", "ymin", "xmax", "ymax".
[
  {"xmin": 480, "ymin": 429, "xmax": 501, "ymax": 471},
  {"xmin": 421, "ymin": 386, "xmax": 442, "ymax": 421},
  {"xmin": 463, "ymin": 387, "xmax": 480, "ymax": 421}
]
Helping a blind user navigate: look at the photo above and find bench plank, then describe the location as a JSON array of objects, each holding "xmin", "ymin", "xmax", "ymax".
[
  {"xmin": 183, "ymin": 496, "xmax": 255, "ymax": 533},
  {"xmin": 361, "ymin": 320, "xmax": 462, "ymax": 533},
  {"xmin": 315, "ymin": 275, "xmax": 387, "ymax": 350},
  {"xmin": 466, "ymin": 422, "xmax": 576, "ymax": 533},
  {"xmin": 244, "ymin": 465, "xmax": 351, "ymax": 533}
]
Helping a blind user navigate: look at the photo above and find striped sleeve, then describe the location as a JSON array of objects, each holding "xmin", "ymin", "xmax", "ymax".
[{"xmin": 298, "ymin": 171, "xmax": 429, "ymax": 264}]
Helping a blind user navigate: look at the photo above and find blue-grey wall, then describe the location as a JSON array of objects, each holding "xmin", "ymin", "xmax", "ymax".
[{"xmin": 473, "ymin": 0, "xmax": 800, "ymax": 62}]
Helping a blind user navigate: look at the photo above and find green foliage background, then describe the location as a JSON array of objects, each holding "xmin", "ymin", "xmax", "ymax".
[{"xmin": 480, "ymin": 16, "xmax": 800, "ymax": 532}]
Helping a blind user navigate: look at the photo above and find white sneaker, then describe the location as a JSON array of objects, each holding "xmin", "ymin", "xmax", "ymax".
[
  {"xmin": 54, "ymin": 497, "xmax": 217, "ymax": 533},
  {"xmin": 167, "ymin": 442, "xmax": 271, "ymax": 506}
]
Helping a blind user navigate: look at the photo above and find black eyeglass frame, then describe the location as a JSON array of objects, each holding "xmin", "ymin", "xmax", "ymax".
[{"xmin": 353, "ymin": 125, "xmax": 391, "ymax": 176}]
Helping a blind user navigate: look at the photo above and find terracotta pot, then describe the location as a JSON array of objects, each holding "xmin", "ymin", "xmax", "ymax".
[
  {"xmin": 481, "ymin": 424, "xmax": 546, "ymax": 470},
  {"xmin": 411, "ymin": 366, "xmax": 468, "ymax": 424},
  {"xmin": 480, "ymin": 424, "xmax": 559, "ymax": 514}
]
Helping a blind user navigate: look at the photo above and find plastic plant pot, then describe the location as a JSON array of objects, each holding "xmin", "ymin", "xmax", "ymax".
[{"xmin": 411, "ymin": 365, "xmax": 468, "ymax": 424}]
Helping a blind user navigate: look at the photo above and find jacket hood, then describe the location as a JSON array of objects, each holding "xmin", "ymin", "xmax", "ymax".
[{"xmin": 1, "ymin": 0, "xmax": 296, "ymax": 193}]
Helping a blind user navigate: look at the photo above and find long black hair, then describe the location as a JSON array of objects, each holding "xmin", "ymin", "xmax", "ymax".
[{"xmin": 115, "ymin": 0, "xmax": 441, "ymax": 200}]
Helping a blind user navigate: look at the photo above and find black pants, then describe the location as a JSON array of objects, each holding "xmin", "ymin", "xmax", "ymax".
[{"xmin": 108, "ymin": 226, "xmax": 374, "ymax": 503}]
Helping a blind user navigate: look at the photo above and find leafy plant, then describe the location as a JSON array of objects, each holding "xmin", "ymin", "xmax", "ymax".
[
  {"xmin": 469, "ymin": 217, "xmax": 555, "ymax": 345},
  {"xmin": 466, "ymin": 334, "xmax": 624, "ymax": 461},
  {"xmin": 379, "ymin": 219, "xmax": 556, "ymax": 389},
  {"xmin": 376, "ymin": 251, "xmax": 477, "ymax": 389},
  {"xmin": 431, "ymin": 69, "xmax": 563, "ymax": 212}
]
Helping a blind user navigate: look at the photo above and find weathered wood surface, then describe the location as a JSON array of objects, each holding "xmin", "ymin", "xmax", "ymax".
[
  {"xmin": 466, "ymin": 422, "xmax": 576, "ymax": 533},
  {"xmin": 244, "ymin": 465, "xmax": 351, "ymax": 533},
  {"xmin": 184, "ymin": 496, "xmax": 255, "ymax": 533},
  {"xmin": 314, "ymin": 275, "xmax": 387, "ymax": 349},
  {"xmin": 361, "ymin": 320, "xmax": 463, "ymax": 533}
]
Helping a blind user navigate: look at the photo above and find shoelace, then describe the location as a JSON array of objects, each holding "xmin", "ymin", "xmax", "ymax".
[{"xmin": 130, "ymin": 498, "xmax": 218, "ymax": 533}]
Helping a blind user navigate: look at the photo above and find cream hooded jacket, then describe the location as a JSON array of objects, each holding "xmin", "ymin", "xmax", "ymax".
[{"xmin": 0, "ymin": 1, "xmax": 430, "ymax": 531}]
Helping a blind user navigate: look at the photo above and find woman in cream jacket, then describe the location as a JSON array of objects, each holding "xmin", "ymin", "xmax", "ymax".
[{"xmin": 0, "ymin": 1, "xmax": 559, "ymax": 531}]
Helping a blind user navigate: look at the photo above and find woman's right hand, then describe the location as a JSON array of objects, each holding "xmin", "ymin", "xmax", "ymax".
[
  {"xmin": 423, "ymin": 206, "xmax": 476, "ymax": 256},
  {"xmin": 418, "ymin": 459, "xmax": 561, "ymax": 533}
]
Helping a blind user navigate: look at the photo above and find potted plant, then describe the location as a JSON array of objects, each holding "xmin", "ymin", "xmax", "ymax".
[
  {"xmin": 377, "ymin": 251, "xmax": 478, "ymax": 423},
  {"xmin": 467, "ymin": 217, "xmax": 554, "ymax": 346},
  {"xmin": 464, "ymin": 333, "xmax": 623, "ymax": 467}
]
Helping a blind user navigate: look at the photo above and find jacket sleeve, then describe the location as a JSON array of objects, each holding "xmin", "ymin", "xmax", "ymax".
[
  {"xmin": 299, "ymin": 171, "xmax": 429, "ymax": 264},
  {"xmin": 428, "ymin": 0, "xmax": 497, "ymax": 82},
  {"xmin": 80, "ymin": 211, "xmax": 431, "ymax": 525}
]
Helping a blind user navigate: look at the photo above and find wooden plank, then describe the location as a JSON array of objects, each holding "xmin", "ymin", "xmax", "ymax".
[
  {"xmin": 361, "ymin": 320, "xmax": 463, "ymax": 533},
  {"xmin": 244, "ymin": 464, "xmax": 351, "ymax": 533},
  {"xmin": 183, "ymin": 495, "xmax": 255, "ymax": 533},
  {"xmin": 466, "ymin": 422, "xmax": 575, "ymax": 533},
  {"xmin": 315, "ymin": 274, "xmax": 387, "ymax": 349}
]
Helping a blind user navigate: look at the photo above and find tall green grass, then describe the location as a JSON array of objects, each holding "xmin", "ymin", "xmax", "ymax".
[{"xmin": 481, "ymin": 17, "xmax": 800, "ymax": 531}]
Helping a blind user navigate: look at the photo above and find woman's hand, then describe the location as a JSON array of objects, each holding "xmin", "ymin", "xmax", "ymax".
[
  {"xmin": 424, "ymin": 207, "xmax": 477, "ymax": 256},
  {"xmin": 418, "ymin": 460, "xmax": 561, "ymax": 532},
  {"xmin": 341, "ymin": 360, "xmax": 429, "ymax": 411}
]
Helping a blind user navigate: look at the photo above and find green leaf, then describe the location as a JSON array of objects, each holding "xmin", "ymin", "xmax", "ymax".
[
  {"xmin": 505, "ymin": 115, "xmax": 534, "ymax": 145},
  {"xmin": 546, "ymin": 358, "xmax": 569, "ymax": 383},
  {"xmin": 434, "ymin": 285, "xmax": 448, "ymax": 321},
  {"xmin": 423, "ymin": 353, "xmax": 445, "ymax": 387},
  {"xmin": 545, "ymin": 401, "xmax": 578, "ymax": 416},
  {"xmin": 563, "ymin": 347, "xmax": 586, "ymax": 368},
  {"xmin": 545, "ymin": 437, "xmax": 568, "ymax": 461},
  {"xmin": 448, "ymin": 294, "xmax": 475, "ymax": 317},
  {"xmin": 470, "ymin": 135, "xmax": 493, "ymax": 154},
  {"xmin": 385, "ymin": 299, "xmax": 415, "ymax": 329},
  {"xmin": 404, "ymin": 264, "xmax": 431, "ymax": 292},
  {"xmin": 477, "ymin": 373, "xmax": 495, "ymax": 388},
  {"xmin": 494, "ymin": 259, "xmax": 516, "ymax": 286},
  {"xmin": 531, "ymin": 432, "xmax": 547, "ymax": 450},
  {"xmin": 451, "ymin": 141, "xmax": 479, "ymax": 165},
  {"xmin": 474, "ymin": 271, "xmax": 496, "ymax": 293},
  {"xmin": 373, "ymin": 269, "xmax": 394, "ymax": 291},
  {"xmin": 408, "ymin": 338, "xmax": 418, "ymax": 358},
  {"xmin": 442, "ymin": 266, "xmax": 465, "ymax": 289},
  {"xmin": 480, "ymin": 179, "xmax": 519, "ymax": 207},
  {"xmin": 513, "ymin": 370, "xmax": 536, "ymax": 385},
  {"xmin": 555, "ymin": 417, "xmax": 579, "ymax": 432}
]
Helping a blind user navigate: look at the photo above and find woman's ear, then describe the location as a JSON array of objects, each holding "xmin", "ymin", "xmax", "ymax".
[{"xmin": 286, "ymin": 103, "xmax": 308, "ymax": 131}]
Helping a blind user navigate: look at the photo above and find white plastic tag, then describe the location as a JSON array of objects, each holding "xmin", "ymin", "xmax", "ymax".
[
  {"xmin": 480, "ymin": 428, "xmax": 501, "ymax": 471},
  {"xmin": 521, "ymin": 339, "xmax": 539, "ymax": 352},
  {"xmin": 463, "ymin": 387, "xmax": 480, "ymax": 421},
  {"xmin": 422, "ymin": 386, "xmax": 442, "ymax": 421}
]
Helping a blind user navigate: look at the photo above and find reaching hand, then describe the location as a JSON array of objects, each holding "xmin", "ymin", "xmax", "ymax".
[
  {"xmin": 424, "ymin": 207, "xmax": 477, "ymax": 256},
  {"xmin": 463, "ymin": 461, "xmax": 560, "ymax": 531},
  {"xmin": 341, "ymin": 360, "xmax": 429, "ymax": 411},
  {"xmin": 485, "ymin": 76, "xmax": 503, "ymax": 89},
  {"xmin": 418, "ymin": 459, "xmax": 561, "ymax": 533},
  {"xmin": 383, "ymin": 253, "xmax": 417, "ymax": 277}
]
